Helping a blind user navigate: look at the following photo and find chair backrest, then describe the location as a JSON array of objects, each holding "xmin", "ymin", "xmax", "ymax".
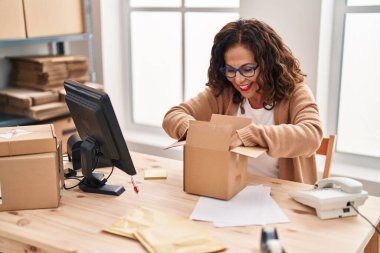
[{"xmin": 316, "ymin": 135, "xmax": 336, "ymax": 179}]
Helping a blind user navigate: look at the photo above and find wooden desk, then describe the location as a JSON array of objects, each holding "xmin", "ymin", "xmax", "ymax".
[{"xmin": 0, "ymin": 152, "xmax": 379, "ymax": 253}]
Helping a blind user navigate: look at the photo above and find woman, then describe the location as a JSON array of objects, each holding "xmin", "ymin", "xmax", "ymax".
[{"xmin": 162, "ymin": 18, "xmax": 322, "ymax": 184}]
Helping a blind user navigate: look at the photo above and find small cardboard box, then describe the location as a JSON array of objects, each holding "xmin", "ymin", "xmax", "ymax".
[
  {"xmin": 0, "ymin": 0, "xmax": 26, "ymax": 39},
  {"xmin": 23, "ymin": 0, "xmax": 84, "ymax": 38},
  {"xmin": 50, "ymin": 116, "xmax": 77, "ymax": 154},
  {"xmin": 169, "ymin": 114, "xmax": 267, "ymax": 200},
  {"xmin": 0, "ymin": 124, "xmax": 63, "ymax": 211}
]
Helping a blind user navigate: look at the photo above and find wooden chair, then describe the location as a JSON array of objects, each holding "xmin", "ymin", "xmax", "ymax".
[{"xmin": 316, "ymin": 135, "xmax": 336, "ymax": 179}]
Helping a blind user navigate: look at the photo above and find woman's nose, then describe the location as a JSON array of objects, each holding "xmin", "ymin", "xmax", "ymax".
[{"xmin": 234, "ymin": 71, "xmax": 246, "ymax": 83}]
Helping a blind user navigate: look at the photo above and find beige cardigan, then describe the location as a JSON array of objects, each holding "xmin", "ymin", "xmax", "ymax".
[{"xmin": 162, "ymin": 83, "xmax": 323, "ymax": 184}]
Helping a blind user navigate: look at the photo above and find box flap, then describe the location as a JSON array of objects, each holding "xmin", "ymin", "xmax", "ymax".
[
  {"xmin": 164, "ymin": 140, "xmax": 186, "ymax": 150},
  {"xmin": 187, "ymin": 120, "xmax": 232, "ymax": 151},
  {"xmin": 164, "ymin": 126, "xmax": 188, "ymax": 150},
  {"xmin": 0, "ymin": 124, "xmax": 57, "ymax": 157},
  {"xmin": 211, "ymin": 114, "xmax": 251, "ymax": 131},
  {"xmin": 230, "ymin": 146, "xmax": 267, "ymax": 158}
]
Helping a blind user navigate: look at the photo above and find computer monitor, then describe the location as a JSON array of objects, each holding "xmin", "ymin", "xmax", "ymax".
[{"xmin": 64, "ymin": 80, "xmax": 136, "ymax": 196}]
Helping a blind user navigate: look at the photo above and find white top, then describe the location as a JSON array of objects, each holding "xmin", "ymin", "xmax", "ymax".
[{"xmin": 237, "ymin": 100, "xmax": 279, "ymax": 178}]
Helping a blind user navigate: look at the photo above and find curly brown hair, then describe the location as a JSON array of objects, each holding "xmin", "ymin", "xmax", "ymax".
[{"xmin": 207, "ymin": 18, "xmax": 305, "ymax": 109}]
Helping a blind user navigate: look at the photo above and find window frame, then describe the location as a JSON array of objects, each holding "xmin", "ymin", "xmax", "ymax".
[{"xmin": 328, "ymin": 0, "xmax": 380, "ymax": 169}]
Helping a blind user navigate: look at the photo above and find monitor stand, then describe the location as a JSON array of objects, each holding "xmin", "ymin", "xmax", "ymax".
[
  {"xmin": 79, "ymin": 137, "xmax": 126, "ymax": 196},
  {"xmin": 79, "ymin": 173, "xmax": 125, "ymax": 196}
]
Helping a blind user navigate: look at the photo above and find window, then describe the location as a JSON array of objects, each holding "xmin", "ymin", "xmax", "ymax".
[
  {"xmin": 330, "ymin": 1, "xmax": 380, "ymax": 167},
  {"xmin": 127, "ymin": 1, "xmax": 239, "ymax": 127}
]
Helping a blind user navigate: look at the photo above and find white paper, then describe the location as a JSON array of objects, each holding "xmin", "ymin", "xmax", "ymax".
[{"xmin": 190, "ymin": 185, "xmax": 289, "ymax": 227}]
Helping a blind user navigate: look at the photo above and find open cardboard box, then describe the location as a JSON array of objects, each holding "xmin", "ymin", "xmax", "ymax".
[
  {"xmin": 0, "ymin": 124, "xmax": 63, "ymax": 211},
  {"xmin": 167, "ymin": 114, "xmax": 267, "ymax": 200}
]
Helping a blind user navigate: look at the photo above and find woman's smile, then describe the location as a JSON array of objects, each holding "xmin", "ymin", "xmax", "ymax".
[{"xmin": 238, "ymin": 82, "xmax": 253, "ymax": 92}]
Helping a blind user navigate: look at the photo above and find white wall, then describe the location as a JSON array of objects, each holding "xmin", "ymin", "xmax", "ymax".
[
  {"xmin": 99, "ymin": 0, "xmax": 129, "ymax": 130},
  {"xmin": 240, "ymin": 0, "xmax": 322, "ymax": 95},
  {"xmin": 68, "ymin": 0, "xmax": 103, "ymax": 84},
  {"xmin": 316, "ymin": 0, "xmax": 335, "ymax": 134},
  {"xmin": 239, "ymin": 0, "xmax": 334, "ymax": 134}
]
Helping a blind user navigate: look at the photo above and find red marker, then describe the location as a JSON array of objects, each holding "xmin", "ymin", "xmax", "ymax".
[{"xmin": 131, "ymin": 176, "xmax": 139, "ymax": 194}]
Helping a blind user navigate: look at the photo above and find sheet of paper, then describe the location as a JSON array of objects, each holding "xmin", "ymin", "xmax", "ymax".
[{"xmin": 190, "ymin": 185, "xmax": 289, "ymax": 227}]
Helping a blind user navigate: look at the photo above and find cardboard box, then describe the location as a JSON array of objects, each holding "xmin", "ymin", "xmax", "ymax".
[
  {"xmin": 51, "ymin": 116, "xmax": 77, "ymax": 154},
  {"xmin": 0, "ymin": 124, "xmax": 63, "ymax": 211},
  {"xmin": 0, "ymin": 0, "xmax": 26, "ymax": 39},
  {"xmin": 168, "ymin": 114, "xmax": 267, "ymax": 200},
  {"xmin": 8, "ymin": 55, "xmax": 89, "ymax": 89},
  {"xmin": 0, "ymin": 87, "xmax": 59, "ymax": 109},
  {"xmin": 23, "ymin": 0, "xmax": 84, "ymax": 38}
]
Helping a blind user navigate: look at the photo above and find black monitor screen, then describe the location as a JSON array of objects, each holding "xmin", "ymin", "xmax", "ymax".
[{"xmin": 64, "ymin": 80, "xmax": 136, "ymax": 195}]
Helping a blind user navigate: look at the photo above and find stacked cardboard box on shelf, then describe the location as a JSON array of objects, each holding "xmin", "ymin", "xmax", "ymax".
[
  {"xmin": 0, "ymin": 55, "xmax": 90, "ymax": 120},
  {"xmin": 8, "ymin": 55, "xmax": 89, "ymax": 91},
  {"xmin": 0, "ymin": 87, "xmax": 67, "ymax": 120},
  {"xmin": 0, "ymin": 82, "xmax": 103, "ymax": 121}
]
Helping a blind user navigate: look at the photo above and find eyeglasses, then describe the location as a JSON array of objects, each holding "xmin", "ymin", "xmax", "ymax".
[{"xmin": 219, "ymin": 65, "xmax": 259, "ymax": 78}]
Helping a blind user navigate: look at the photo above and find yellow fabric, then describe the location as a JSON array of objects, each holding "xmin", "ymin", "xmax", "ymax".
[{"xmin": 103, "ymin": 207, "xmax": 225, "ymax": 253}]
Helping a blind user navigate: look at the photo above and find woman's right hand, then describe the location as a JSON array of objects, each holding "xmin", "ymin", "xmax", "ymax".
[{"xmin": 230, "ymin": 132, "xmax": 243, "ymax": 149}]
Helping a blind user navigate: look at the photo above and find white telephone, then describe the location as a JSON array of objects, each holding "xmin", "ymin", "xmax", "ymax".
[{"xmin": 289, "ymin": 177, "xmax": 368, "ymax": 219}]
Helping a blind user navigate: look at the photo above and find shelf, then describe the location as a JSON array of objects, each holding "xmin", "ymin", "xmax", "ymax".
[
  {"xmin": 0, "ymin": 113, "xmax": 71, "ymax": 127},
  {"xmin": 0, "ymin": 113, "xmax": 37, "ymax": 127},
  {"xmin": 0, "ymin": 33, "xmax": 92, "ymax": 47}
]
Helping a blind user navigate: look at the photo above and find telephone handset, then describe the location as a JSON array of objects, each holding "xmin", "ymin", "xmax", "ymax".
[
  {"xmin": 289, "ymin": 177, "xmax": 368, "ymax": 219},
  {"xmin": 315, "ymin": 177, "xmax": 363, "ymax": 193}
]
